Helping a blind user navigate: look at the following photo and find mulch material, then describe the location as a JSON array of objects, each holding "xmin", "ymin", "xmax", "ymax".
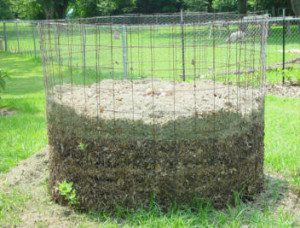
[{"xmin": 47, "ymin": 79, "xmax": 265, "ymax": 211}]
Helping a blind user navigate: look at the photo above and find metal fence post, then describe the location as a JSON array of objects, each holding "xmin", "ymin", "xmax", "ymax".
[
  {"xmin": 15, "ymin": 22, "xmax": 20, "ymax": 53},
  {"xmin": 3, "ymin": 22, "xmax": 7, "ymax": 51},
  {"xmin": 122, "ymin": 25, "xmax": 128, "ymax": 79},
  {"xmin": 261, "ymin": 17, "xmax": 268, "ymax": 88},
  {"xmin": 32, "ymin": 23, "xmax": 37, "ymax": 58},
  {"xmin": 282, "ymin": 9, "xmax": 286, "ymax": 84},
  {"xmin": 180, "ymin": 9, "xmax": 186, "ymax": 81}
]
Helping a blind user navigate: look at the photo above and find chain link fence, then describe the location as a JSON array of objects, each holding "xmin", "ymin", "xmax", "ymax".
[
  {"xmin": 267, "ymin": 17, "xmax": 300, "ymax": 83},
  {"xmin": 1, "ymin": 13, "xmax": 298, "ymax": 84}
]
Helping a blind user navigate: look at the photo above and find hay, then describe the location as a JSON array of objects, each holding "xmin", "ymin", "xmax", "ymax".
[{"xmin": 47, "ymin": 79, "xmax": 264, "ymax": 211}]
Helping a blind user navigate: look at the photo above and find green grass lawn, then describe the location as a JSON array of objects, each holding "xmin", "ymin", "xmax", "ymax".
[
  {"xmin": 1, "ymin": 21, "xmax": 299, "ymax": 85},
  {"xmin": 265, "ymin": 95, "xmax": 300, "ymax": 193},
  {"xmin": 0, "ymin": 52, "xmax": 47, "ymax": 172},
  {"xmin": 0, "ymin": 52, "xmax": 299, "ymax": 226}
]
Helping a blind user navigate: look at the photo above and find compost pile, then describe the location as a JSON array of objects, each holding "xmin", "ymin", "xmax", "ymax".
[{"xmin": 48, "ymin": 79, "xmax": 264, "ymax": 211}]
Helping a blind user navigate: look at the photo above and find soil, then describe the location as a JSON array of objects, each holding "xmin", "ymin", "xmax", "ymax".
[
  {"xmin": 0, "ymin": 107, "xmax": 16, "ymax": 116},
  {"xmin": 267, "ymin": 83, "xmax": 300, "ymax": 98},
  {"xmin": 0, "ymin": 147, "xmax": 299, "ymax": 227},
  {"xmin": 0, "ymin": 147, "xmax": 92, "ymax": 227}
]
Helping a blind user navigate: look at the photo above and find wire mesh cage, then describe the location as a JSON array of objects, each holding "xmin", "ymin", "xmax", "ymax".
[{"xmin": 38, "ymin": 12, "xmax": 268, "ymax": 211}]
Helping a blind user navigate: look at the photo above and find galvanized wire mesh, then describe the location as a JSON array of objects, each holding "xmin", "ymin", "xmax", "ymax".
[
  {"xmin": 38, "ymin": 13, "xmax": 268, "ymax": 210},
  {"xmin": 37, "ymin": 13, "xmax": 270, "ymax": 140}
]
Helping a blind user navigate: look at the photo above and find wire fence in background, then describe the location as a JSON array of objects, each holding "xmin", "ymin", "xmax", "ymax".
[
  {"xmin": 267, "ymin": 17, "xmax": 300, "ymax": 83},
  {"xmin": 0, "ymin": 13, "xmax": 299, "ymax": 83},
  {"xmin": 0, "ymin": 20, "xmax": 39, "ymax": 58}
]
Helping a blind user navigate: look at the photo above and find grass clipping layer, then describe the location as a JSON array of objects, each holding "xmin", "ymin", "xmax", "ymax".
[{"xmin": 47, "ymin": 79, "xmax": 264, "ymax": 211}]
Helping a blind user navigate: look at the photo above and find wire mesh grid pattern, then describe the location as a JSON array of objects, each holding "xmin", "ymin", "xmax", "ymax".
[
  {"xmin": 1, "ymin": 13, "xmax": 299, "ymax": 79},
  {"xmin": 0, "ymin": 20, "xmax": 39, "ymax": 57},
  {"xmin": 39, "ymin": 13, "xmax": 268, "ymax": 132},
  {"xmin": 267, "ymin": 17, "xmax": 300, "ymax": 83},
  {"xmin": 37, "ymin": 13, "xmax": 269, "ymax": 210}
]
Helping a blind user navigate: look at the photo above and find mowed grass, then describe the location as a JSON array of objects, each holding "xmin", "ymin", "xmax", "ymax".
[
  {"xmin": 0, "ymin": 52, "xmax": 47, "ymax": 172},
  {"xmin": 265, "ymin": 95, "xmax": 300, "ymax": 193},
  {"xmin": 1, "ymin": 22, "xmax": 299, "ymax": 83},
  {"xmin": 0, "ymin": 52, "xmax": 299, "ymax": 226}
]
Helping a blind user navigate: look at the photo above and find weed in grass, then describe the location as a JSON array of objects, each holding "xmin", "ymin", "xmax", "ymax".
[
  {"xmin": 57, "ymin": 180, "xmax": 78, "ymax": 207},
  {"xmin": 78, "ymin": 142, "xmax": 88, "ymax": 152}
]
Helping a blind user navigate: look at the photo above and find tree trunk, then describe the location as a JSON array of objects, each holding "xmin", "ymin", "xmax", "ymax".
[
  {"xmin": 237, "ymin": 0, "xmax": 247, "ymax": 15},
  {"xmin": 291, "ymin": 0, "xmax": 300, "ymax": 16},
  {"xmin": 207, "ymin": 0, "xmax": 213, "ymax": 12},
  {"xmin": 55, "ymin": 0, "xmax": 69, "ymax": 19}
]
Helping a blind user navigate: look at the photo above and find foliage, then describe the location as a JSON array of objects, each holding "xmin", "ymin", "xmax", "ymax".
[
  {"xmin": 10, "ymin": 0, "xmax": 71, "ymax": 19},
  {"xmin": 213, "ymin": 0, "xmax": 237, "ymax": 12},
  {"xmin": 57, "ymin": 180, "xmax": 78, "ymax": 207},
  {"xmin": 0, "ymin": 0, "xmax": 13, "ymax": 19},
  {"xmin": 136, "ymin": 0, "xmax": 183, "ymax": 13},
  {"xmin": 183, "ymin": 0, "xmax": 208, "ymax": 12},
  {"xmin": 0, "ymin": 0, "xmax": 295, "ymax": 20},
  {"xmin": 78, "ymin": 142, "xmax": 88, "ymax": 151},
  {"xmin": 276, "ymin": 67, "xmax": 300, "ymax": 86},
  {"xmin": 69, "ymin": 0, "xmax": 136, "ymax": 17},
  {"xmin": 254, "ymin": 0, "xmax": 291, "ymax": 16},
  {"xmin": 10, "ymin": 0, "xmax": 45, "ymax": 19},
  {"xmin": 69, "ymin": 0, "xmax": 99, "ymax": 17}
]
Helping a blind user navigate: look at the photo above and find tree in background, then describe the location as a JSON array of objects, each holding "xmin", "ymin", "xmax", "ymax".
[
  {"xmin": 0, "ymin": 0, "xmax": 296, "ymax": 20},
  {"xmin": 70, "ymin": 0, "xmax": 136, "ymax": 17},
  {"xmin": 10, "ymin": 0, "xmax": 71, "ymax": 19},
  {"xmin": 0, "ymin": 0, "xmax": 13, "ymax": 19},
  {"xmin": 291, "ymin": 0, "xmax": 300, "ymax": 16},
  {"xmin": 183, "ymin": 0, "xmax": 209, "ymax": 12},
  {"xmin": 136, "ymin": 0, "xmax": 183, "ymax": 14},
  {"xmin": 213, "ymin": 0, "xmax": 236, "ymax": 12},
  {"xmin": 10, "ymin": 0, "xmax": 45, "ymax": 19},
  {"xmin": 254, "ymin": 0, "xmax": 292, "ymax": 16},
  {"xmin": 238, "ymin": 0, "xmax": 247, "ymax": 14},
  {"xmin": 70, "ymin": 0, "xmax": 99, "ymax": 17}
]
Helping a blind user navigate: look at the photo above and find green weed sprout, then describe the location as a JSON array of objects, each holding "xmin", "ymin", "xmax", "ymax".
[
  {"xmin": 78, "ymin": 142, "xmax": 88, "ymax": 151},
  {"xmin": 58, "ymin": 180, "xmax": 78, "ymax": 207}
]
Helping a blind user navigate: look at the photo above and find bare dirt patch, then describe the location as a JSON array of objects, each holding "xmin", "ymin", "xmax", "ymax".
[
  {"xmin": 0, "ymin": 107, "xmax": 16, "ymax": 116},
  {"xmin": 267, "ymin": 84, "xmax": 300, "ymax": 98},
  {"xmin": 0, "ymin": 147, "xmax": 94, "ymax": 227}
]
